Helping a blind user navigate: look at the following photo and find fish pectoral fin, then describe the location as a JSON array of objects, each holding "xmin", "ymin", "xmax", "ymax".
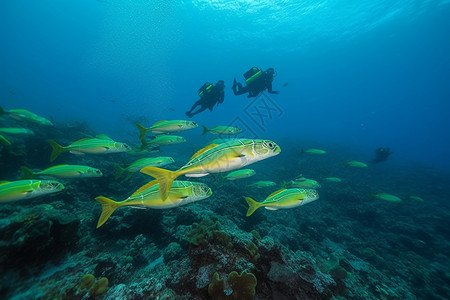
[{"xmin": 265, "ymin": 207, "xmax": 279, "ymax": 211}]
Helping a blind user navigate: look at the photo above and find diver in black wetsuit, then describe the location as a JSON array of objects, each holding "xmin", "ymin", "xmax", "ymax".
[
  {"xmin": 372, "ymin": 147, "xmax": 392, "ymax": 163},
  {"xmin": 232, "ymin": 67, "xmax": 279, "ymax": 98},
  {"xmin": 185, "ymin": 80, "xmax": 225, "ymax": 118}
]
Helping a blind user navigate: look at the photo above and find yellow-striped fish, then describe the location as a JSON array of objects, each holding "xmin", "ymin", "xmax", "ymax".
[
  {"xmin": 95, "ymin": 180, "xmax": 212, "ymax": 228},
  {"xmin": 245, "ymin": 188, "xmax": 319, "ymax": 216},
  {"xmin": 224, "ymin": 169, "xmax": 256, "ymax": 180},
  {"xmin": 136, "ymin": 120, "xmax": 198, "ymax": 141},
  {"xmin": 0, "ymin": 180, "xmax": 64, "ymax": 203},
  {"xmin": 141, "ymin": 139, "xmax": 281, "ymax": 200},
  {"xmin": 21, "ymin": 165, "xmax": 102, "ymax": 179},
  {"xmin": 48, "ymin": 135, "xmax": 131, "ymax": 161}
]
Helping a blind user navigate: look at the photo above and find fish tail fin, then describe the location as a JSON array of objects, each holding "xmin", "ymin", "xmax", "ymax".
[
  {"xmin": 95, "ymin": 196, "xmax": 121, "ymax": 228},
  {"xmin": 245, "ymin": 197, "xmax": 261, "ymax": 217},
  {"xmin": 202, "ymin": 125, "xmax": 209, "ymax": 136},
  {"xmin": 301, "ymin": 149, "xmax": 305, "ymax": 154},
  {"xmin": 20, "ymin": 166, "xmax": 36, "ymax": 179},
  {"xmin": 136, "ymin": 123, "xmax": 148, "ymax": 142},
  {"xmin": 114, "ymin": 165, "xmax": 125, "ymax": 180},
  {"xmin": 47, "ymin": 140, "xmax": 65, "ymax": 161},
  {"xmin": 140, "ymin": 166, "xmax": 179, "ymax": 200}
]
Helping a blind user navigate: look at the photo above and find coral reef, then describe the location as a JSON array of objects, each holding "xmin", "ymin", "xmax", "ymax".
[{"xmin": 1, "ymin": 122, "xmax": 450, "ymax": 299}]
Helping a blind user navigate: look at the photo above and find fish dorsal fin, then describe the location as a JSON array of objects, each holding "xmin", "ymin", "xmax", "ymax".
[
  {"xmin": 0, "ymin": 181, "xmax": 10, "ymax": 185},
  {"xmin": 152, "ymin": 120, "xmax": 167, "ymax": 126},
  {"xmin": 190, "ymin": 144, "xmax": 219, "ymax": 160},
  {"xmin": 96, "ymin": 134, "xmax": 113, "ymax": 140},
  {"xmin": 131, "ymin": 180, "xmax": 159, "ymax": 196},
  {"xmin": 267, "ymin": 189, "xmax": 286, "ymax": 198}
]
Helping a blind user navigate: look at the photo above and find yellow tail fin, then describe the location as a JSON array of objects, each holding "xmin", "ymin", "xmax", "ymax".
[
  {"xmin": 95, "ymin": 196, "xmax": 121, "ymax": 228},
  {"xmin": 245, "ymin": 197, "xmax": 261, "ymax": 217},
  {"xmin": 140, "ymin": 166, "xmax": 179, "ymax": 200},
  {"xmin": 47, "ymin": 140, "xmax": 66, "ymax": 162},
  {"xmin": 136, "ymin": 123, "xmax": 149, "ymax": 142}
]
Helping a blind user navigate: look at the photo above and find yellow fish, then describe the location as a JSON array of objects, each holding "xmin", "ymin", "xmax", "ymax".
[
  {"xmin": 141, "ymin": 139, "xmax": 281, "ymax": 200},
  {"xmin": 95, "ymin": 180, "xmax": 212, "ymax": 228},
  {"xmin": 48, "ymin": 135, "xmax": 131, "ymax": 161},
  {"xmin": 245, "ymin": 188, "xmax": 319, "ymax": 216}
]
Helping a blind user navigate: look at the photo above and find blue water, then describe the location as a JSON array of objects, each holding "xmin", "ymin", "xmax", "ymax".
[
  {"xmin": 1, "ymin": 0, "xmax": 449, "ymax": 171},
  {"xmin": 2, "ymin": 2, "xmax": 450, "ymax": 299}
]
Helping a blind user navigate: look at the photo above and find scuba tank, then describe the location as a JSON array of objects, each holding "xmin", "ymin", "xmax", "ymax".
[
  {"xmin": 198, "ymin": 82, "xmax": 213, "ymax": 98},
  {"xmin": 244, "ymin": 67, "xmax": 263, "ymax": 85}
]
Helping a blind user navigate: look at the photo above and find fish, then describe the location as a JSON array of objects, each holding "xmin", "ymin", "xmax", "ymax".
[
  {"xmin": 323, "ymin": 177, "xmax": 342, "ymax": 182},
  {"xmin": 202, "ymin": 125, "xmax": 242, "ymax": 136},
  {"xmin": 95, "ymin": 180, "xmax": 212, "ymax": 228},
  {"xmin": 48, "ymin": 135, "xmax": 131, "ymax": 161},
  {"xmin": 141, "ymin": 135, "xmax": 186, "ymax": 149},
  {"xmin": 141, "ymin": 139, "xmax": 281, "ymax": 200},
  {"xmin": 248, "ymin": 181, "xmax": 277, "ymax": 188},
  {"xmin": 408, "ymin": 195, "xmax": 424, "ymax": 202},
  {"xmin": 21, "ymin": 165, "xmax": 103, "ymax": 179},
  {"xmin": 0, "ymin": 128, "xmax": 34, "ymax": 135},
  {"xmin": 301, "ymin": 148, "xmax": 327, "ymax": 155},
  {"xmin": 245, "ymin": 188, "xmax": 319, "ymax": 216},
  {"xmin": 115, "ymin": 156, "xmax": 175, "ymax": 180},
  {"xmin": 0, "ymin": 135, "xmax": 11, "ymax": 146},
  {"xmin": 0, "ymin": 180, "xmax": 64, "ymax": 203},
  {"xmin": 344, "ymin": 160, "xmax": 368, "ymax": 168},
  {"xmin": 285, "ymin": 176, "xmax": 321, "ymax": 189},
  {"xmin": 0, "ymin": 106, "xmax": 53, "ymax": 126},
  {"xmin": 136, "ymin": 120, "xmax": 198, "ymax": 140},
  {"xmin": 372, "ymin": 193, "xmax": 402, "ymax": 202},
  {"xmin": 224, "ymin": 169, "xmax": 256, "ymax": 181}
]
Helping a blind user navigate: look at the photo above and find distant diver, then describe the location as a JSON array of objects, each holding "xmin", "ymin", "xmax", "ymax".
[
  {"xmin": 232, "ymin": 67, "xmax": 279, "ymax": 98},
  {"xmin": 185, "ymin": 80, "xmax": 225, "ymax": 118},
  {"xmin": 372, "ymin": 147, "xmax": 392, "ymax": 163}
]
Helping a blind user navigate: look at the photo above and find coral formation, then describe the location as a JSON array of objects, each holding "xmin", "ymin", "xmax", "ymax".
[{"xmin": 208, "ymin": 271, "xmax": 257, "ymax": 300}]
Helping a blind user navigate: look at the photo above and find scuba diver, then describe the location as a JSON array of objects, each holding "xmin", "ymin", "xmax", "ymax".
[
  {"xmin": 372, "ymin": 147, "xmax": 392, "ymax": 163},
  {"xmin": 232, "ymin": 67, "xmax": 279, "ymax": 98},
  {"xmin": 185, "ymin": 80, "xmax": 225, "ymax": 118}
]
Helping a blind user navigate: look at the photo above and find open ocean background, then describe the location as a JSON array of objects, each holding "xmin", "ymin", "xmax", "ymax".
[
  {"xmin": 1, "ymin": 1, "xmax": 450, "ymax": 299},
  {"xmin": 2, "ymin": 0, "xmax": 450, "ymax": 171}
]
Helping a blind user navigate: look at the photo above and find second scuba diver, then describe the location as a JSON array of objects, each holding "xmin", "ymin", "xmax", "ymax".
[{"xmin": 232, "ymin": 67, "xmax": 279, "ymax": 98}]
